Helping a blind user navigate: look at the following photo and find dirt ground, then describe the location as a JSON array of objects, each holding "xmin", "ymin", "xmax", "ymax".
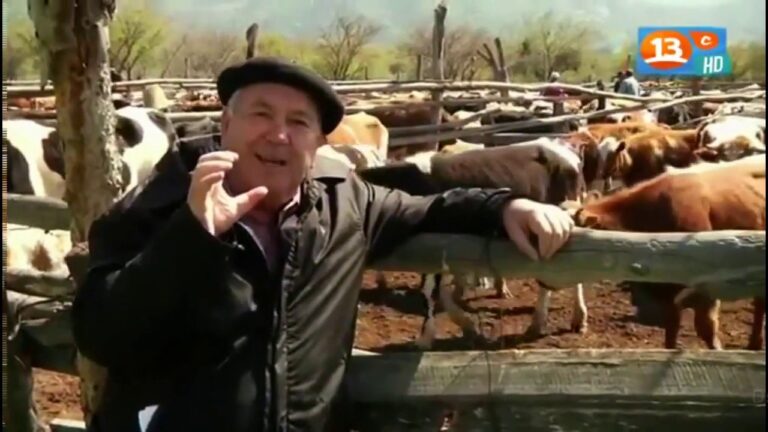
[{"xmin": 32, "ymin": 271, "xmax": 763, "ymax": 424}]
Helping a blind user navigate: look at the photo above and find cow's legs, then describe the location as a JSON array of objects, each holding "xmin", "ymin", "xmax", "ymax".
[
  {"xmin": 374, "ymin": 271, "xmax": 388, "ymax": 289},
  {"xmin": 415, "ymin": 273, "xmax": 439, "ymax": 349},
  {"xmin": 662, "ymin": 300, "xmax": 683, "ymax": 349},
  {"xmin": 494, "ymin": 277, "xmax": 513, "ymax": 299},
  {"xmin": 748, "ymin": 297, "xmax": 765, "ymax": 350},
  {"xmin": 570, "ymin": 283, "xmax": 588, "ymax": 333},
  {"xmin": 440, "ymin": 273, "xmax": 477, "ymax": 338},
  {"xmin": 527, "ymin": 285, "xmax": 552, "ymax": 336},
  {"xmin": 693, "ymin": 298, "xmax": 722, "ymax": 350}
]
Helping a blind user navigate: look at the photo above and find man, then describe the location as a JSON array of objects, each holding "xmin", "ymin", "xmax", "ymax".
[
  {"xmin": 72, "ymin": 57, "xmax": 574, "ymax": 432},
  {"xmin": 540, "ymin": 71, "xmax": 566, "ymax": 97},
  {"xmin": 618, "ymin": 69, "xmax": 641, "ymax": 96},
  {"xmin": 612, "ymin": 70, "xmax": 624, "ymax": 93}
]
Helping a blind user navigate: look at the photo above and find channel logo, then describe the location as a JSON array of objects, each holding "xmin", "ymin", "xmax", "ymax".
[{"xmin": 637, "ymin": 27, "xmax": 732, "ymax": 77}]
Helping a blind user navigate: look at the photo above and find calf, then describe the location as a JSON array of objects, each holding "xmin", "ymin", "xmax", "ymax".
[
  {"xmin": 315, "ymin": 144, "xmax": 386, "ymax": 171},
  {"xmin": 600, "ymin": 129, "xmax": 700, "ymax": 190},
  {"xmin": 174, "ymin": 117, "xmax": 221, "ymax": 139},
  {"xmin": 358, "ymin": 138, "xmax": 588, "ymax": 346},
  {"xmin": 5, "ymin": 106, "xmax": 177, "ymax": 200},
  {"xmin": 326, "ymin": 112, "xmax": 389, "ymax": 160},
  {"xmin": 693, "ymin": 115, "xmax": 765, "ymax": 162},
  {"xmin": 568, "ymin": 156, "xmax": 765, "ymax": 350},
  {"xmin": 565, "ymin": 121, "xmax": 669, "ymax": 191}
]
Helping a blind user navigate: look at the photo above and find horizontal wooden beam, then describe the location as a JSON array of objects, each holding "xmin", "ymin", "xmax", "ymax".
[
  {"xmin": 6, "ymin": 192, "xmax": 766, "ymax": 301},
  {"xmin": 345, "ymin": 349, "xmax": 765, "ymax": 405},
  {"xmin": 7, "ymin": 194, "xmax": 71, "ymax": 231}
]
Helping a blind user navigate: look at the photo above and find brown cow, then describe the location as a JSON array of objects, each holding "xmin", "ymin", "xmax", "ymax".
[
  {"xmin": 600, "ymin": 129, "xmax": 700, "ymax": 190},
  {"xmin": 564, "ymin": 121, "xmax": 670, "ymax": 191},
  {"xmin": 568, "ymin": 155, "xmax": 766, "ymax": 350}
]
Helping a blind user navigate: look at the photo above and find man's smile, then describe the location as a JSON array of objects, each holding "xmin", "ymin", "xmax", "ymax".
[{"xmin": 255, "ymin": 153, "xmax": 287, "ymax": 166}]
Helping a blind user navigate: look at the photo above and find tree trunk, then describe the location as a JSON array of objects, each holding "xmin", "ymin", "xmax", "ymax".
[
  {"xmin": 430, "ymin": 1, "xmax": 447, "ymax": 150},
  {"xmin": 245, "ymin": 22, "xmax": 259, "ymax": 59},
  {"xmin": 29, "ymin": 0, "xmax": 125, "ymax": 426}
]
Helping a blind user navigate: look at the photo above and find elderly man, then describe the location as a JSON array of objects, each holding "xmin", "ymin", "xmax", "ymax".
[{"xmin": 72, "ymin": 57, "xmax": 574, "ymax": 432}]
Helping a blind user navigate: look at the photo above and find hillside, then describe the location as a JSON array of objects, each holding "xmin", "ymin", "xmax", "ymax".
[{"xmin": 6, "ymin": 0, "xmax": 766, "ymax": 49}]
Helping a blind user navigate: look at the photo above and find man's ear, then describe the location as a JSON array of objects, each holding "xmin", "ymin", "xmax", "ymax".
[{"xmin": 220, "ymin": 109, "xmax": 231, "ymax": 136}]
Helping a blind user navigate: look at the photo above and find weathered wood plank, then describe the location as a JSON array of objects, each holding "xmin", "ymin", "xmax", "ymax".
[
  {"xmin": 7, "ymin": 194, "xmax": 71, "ymax": 231},
  {"xmin": 6, "ymin": 192, "xmax": 765, "ymax": 300},
  {"xmin": 344, "ymin": 349, "xmax": 765, "ymax": 405}
]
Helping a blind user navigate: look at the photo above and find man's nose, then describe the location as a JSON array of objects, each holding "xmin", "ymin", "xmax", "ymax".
[{"xmin": 266, "ymin": 120, "xmax": 290, "ymax": 144}]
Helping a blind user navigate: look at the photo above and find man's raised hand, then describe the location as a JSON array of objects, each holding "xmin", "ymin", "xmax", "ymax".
[{"xmin": 187, "ymin": 151, "xmax": 269, "ymax": 236}]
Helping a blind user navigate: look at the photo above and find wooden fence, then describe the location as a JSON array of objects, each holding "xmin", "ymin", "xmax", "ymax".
[{"xmin": 4, "ymin": 188, "xmax": 766, "ymax": 431}]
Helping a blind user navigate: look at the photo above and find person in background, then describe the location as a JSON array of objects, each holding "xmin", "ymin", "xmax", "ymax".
[
  {"xmin": 618, "ymin": 69, "xmax": 641, "ymax": 96},
  {"xmin": 612, "ymin": 70, "xmax": 624, "ymax": 92},
  {"xmin": 541, "ymin": 71, "xmax": 566, "ymax": 97}
]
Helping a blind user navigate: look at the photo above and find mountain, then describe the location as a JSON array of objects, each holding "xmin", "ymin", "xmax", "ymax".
[
  {"xmin": 156, "ymin": 0, "xmax": 765, "ymax": 49},
  {"xmin": 6, "ymin": 0, "xmax": 765, "ymax": 49}
]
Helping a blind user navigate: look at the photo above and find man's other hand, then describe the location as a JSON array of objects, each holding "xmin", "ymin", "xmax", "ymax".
[{"xmin": 502, "ymin": 198, "xmax": 574, "ymax": 261}]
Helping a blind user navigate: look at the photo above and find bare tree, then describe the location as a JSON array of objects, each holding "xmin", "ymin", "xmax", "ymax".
[
  {"xmin": 399, "ymin": 24, "xmax": 489, "ymax": 81},
  {"xmin": 314, "ymin": 14, "xmax": 381, "ymax": 80},
  {"xmin": 510, "ymin": 11, "xmax": 599, "ymax": 80},
  {"xmin": 109, "ymin": 6, "xmax": 167, "ymax": 79}
]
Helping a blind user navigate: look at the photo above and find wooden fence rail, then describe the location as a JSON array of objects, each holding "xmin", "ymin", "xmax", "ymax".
[{"xmin": 6, "ymin": 194, "xmax": 766, "ymax": 302}]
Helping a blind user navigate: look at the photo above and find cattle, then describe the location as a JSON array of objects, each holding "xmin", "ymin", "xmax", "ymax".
[
  {"xmin": 564, "ymin": 121, "xmax": 669, "ymax": 191},
  {"xmin": 174, "ymin": 117, "xmax": 221, "ymax": 139},
  {"xmin": 5, "ymin": 106, "xmax": 177, "ymax": 200},
  {"xmin": 358, "ymin": 138, "xmax": 588, "ymax": 347},
  {"xmin": 693, "ymin": 115, "xmax": 765, "ymax": 162},
  {"xmin": 315, "ymin": 144, "xmax": 386, "ymax": 171},
  {"xmin": 599, "ymin": 128, "xmax": 701, "ymax": 191},
  {"xmin": 566, "ymin": 155, "xmax": 766, "ymax": 350},
  {"xmin": 7, "ymin": 223, "xmax": 72, "ymax": 275},
  {"xmin": 326, "ymin": 111, "xmax": 389, "ymax": 160}
]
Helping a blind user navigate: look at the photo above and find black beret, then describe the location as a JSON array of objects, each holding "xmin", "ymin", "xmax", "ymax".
[{"xmin": 217, "ymin": 57, "xmax": 345, "ymax": 134}]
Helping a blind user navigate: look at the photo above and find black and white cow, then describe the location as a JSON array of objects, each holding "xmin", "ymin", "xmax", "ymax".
[
  {"xmin": 357, "ymin": 137, "xmax": 589, "ymax": 347},
  {"xmin": 5, "ymin": 106, "xmax": 177, "ymax": 200}
]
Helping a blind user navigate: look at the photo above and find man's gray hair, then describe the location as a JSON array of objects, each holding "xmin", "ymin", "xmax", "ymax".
[{"xmin": 226, "ymin": 88, "xmax": 242, "ymax": 114}]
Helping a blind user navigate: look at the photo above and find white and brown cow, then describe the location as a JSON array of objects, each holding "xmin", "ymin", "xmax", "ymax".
[
  {"xmin": 5, "ymin": 106, "xmax": 177, "ymax": 200},
  {"xmin": 693, "ymin": 115, "xmax": 765, "ymax": 162},
  {"xmin": 357, "ymin": 138, "xmax": 589, "ymax": 347}
]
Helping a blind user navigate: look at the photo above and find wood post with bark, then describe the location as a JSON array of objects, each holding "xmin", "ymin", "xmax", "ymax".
[
  {"xmin": 477, "ymin": 37, "xmax": 510, "ymax": 96},
  {"xmin": 27, "ymin": 0, "xmax": 127, "ymax": 427},
  {"xmin": 431, "ymin": 1, "xmax": 447, "ymax": 149},
  {"xmin": 245, "ymin": 23, "xmax": 259, "ymax": 59}
]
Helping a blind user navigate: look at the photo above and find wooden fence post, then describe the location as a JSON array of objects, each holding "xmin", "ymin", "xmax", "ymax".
[{"xmin": 431, "ymin": 1, "xmax": 447, "ymax": 149}]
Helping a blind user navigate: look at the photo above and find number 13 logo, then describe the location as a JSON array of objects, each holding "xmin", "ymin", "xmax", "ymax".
[
  {"xmin": 650, "ymin": 37, "xmax": 684, "ymax": 60},
  {"xmin": 640, "ymin": 30, "xmax": 693, "ymax": 68}
]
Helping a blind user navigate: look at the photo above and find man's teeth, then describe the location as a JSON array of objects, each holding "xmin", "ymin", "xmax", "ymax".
[{"xmin": 256, "ymin": 154, "xmax": 286, "ymax": 166}]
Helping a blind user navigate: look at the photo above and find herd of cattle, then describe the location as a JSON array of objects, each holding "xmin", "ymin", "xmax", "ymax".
[{"xmin": 4, "ymin": 85, "xmax": 766, "ymax": 353}]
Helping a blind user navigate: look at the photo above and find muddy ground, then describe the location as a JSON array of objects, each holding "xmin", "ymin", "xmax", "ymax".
[{"xmin": 33, "ymin": 271, "xmax": 762, "ymax": 424}]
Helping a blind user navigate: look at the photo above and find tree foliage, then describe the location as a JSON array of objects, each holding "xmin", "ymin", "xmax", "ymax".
[{"xmin": 3, "ymin": 6, "xmax": 764, "ymax": 84}]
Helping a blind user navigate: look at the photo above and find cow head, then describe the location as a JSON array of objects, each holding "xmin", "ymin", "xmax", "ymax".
[
  {"xmin": 695, "ymin": 117, "xmax": 766, "ymax": 161},
  {"xmin": 41, "ymin": 114, "xmax": 147, "ymax": 186}
]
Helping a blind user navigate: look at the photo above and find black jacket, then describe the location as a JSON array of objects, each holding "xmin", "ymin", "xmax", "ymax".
[{"xmin": 72, "ymin": 136, "xmax": 526, "ymax": 432}]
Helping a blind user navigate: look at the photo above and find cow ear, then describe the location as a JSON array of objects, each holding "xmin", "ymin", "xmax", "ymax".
[
  {"xmin": 115, "ymin": 115, "xmax": 144, "ymax": 147},
  {"xmin": 582, "ymin": 213, "xmax": 601, "ymax": 228},
  {"xmin": 615, "ymin": 141, "xmax": 627, "ymax": 153}
]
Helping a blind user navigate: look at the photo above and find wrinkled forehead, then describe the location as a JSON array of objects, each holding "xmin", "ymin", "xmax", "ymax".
[{"xmin": 234, "ymin": 83, "xmax": 321, "ymax": 119}]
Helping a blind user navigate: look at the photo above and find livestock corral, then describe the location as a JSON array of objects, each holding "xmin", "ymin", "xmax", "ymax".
[{"xmin": 4, "ymin": 75, "xmax": 768, "ymax": 431}]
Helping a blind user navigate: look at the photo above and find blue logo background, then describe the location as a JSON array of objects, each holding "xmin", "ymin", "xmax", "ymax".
[{"xmin": 636, "ymin": 26, "xmax": 731, "ymax": 77}]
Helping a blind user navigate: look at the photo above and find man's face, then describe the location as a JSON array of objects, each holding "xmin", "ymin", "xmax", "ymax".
[{"xmin": 220, "ymin": 83, "xmax": 325, "ymax": 211}]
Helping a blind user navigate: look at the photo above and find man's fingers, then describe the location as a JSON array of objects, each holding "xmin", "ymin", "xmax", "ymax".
[
  {"xmin": 232, "ymin": 186, "xmax": 269, "ymax": 217},
  {"xmin": 193, "ymin": 160, "xmax": 235, "ymax": 180},
  {"xmin": 197, "ymin": 150, "xmax": 239, "ymax": 164},
  {"xmin": 508, "ymin": 223, "xmax": 539, "ymax": 261},
  {"xmin": 197, "ymin": 172, "xmax": 225, "ymax": 192},
  {"xmin": 541, "ymin": 210, "xmax": 574, "ymax": 259}
]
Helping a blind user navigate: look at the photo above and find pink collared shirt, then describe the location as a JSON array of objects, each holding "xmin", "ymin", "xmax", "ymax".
[{"xmin": 239, "ymin": 188, "xmax": 301, "ymax": 273}]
